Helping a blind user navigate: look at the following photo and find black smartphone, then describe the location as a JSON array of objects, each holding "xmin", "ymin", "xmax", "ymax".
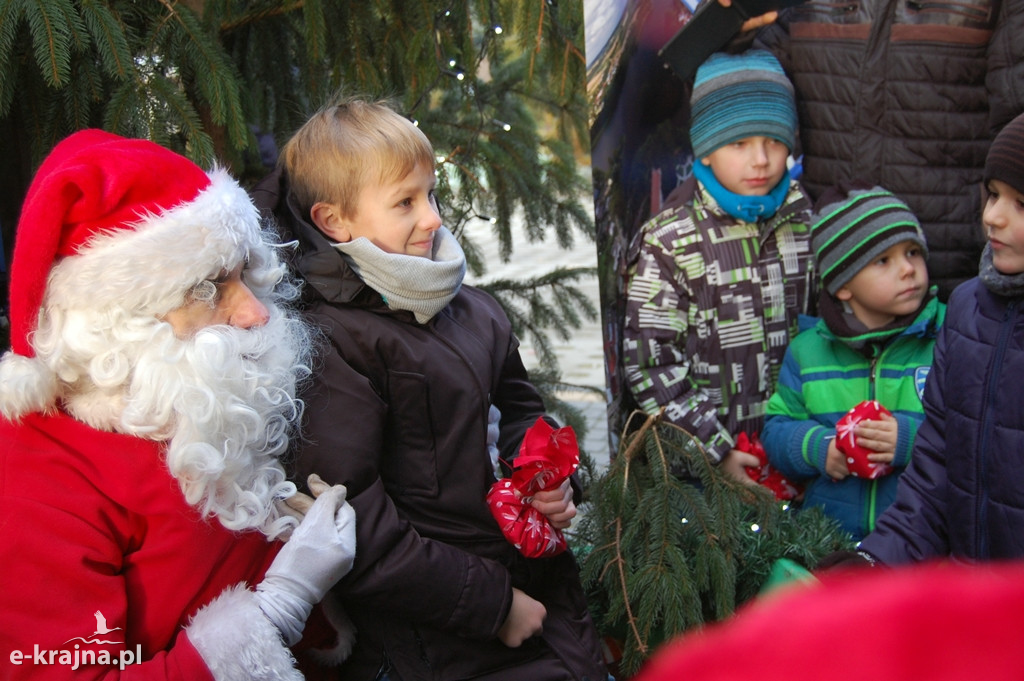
[{"xmin": 659, "ymin": 0, "xmax": 808, "ymax": 82}]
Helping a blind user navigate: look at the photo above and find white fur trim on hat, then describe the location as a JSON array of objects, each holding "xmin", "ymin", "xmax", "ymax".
[
  {"xmin": 0, "ymin": 168, "xmax": 265, "ymax": 422},
  {"xmin": 47, "ymin": 168, "xmax": 263, "ymax": 318}
]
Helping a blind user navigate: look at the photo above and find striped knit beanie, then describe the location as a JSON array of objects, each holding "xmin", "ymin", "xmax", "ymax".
[
  {"xmin": 689, "ymin": 50, "xmax": 796, "ymax": 159},
  {"xmin": 984, "ymin": 112, "xmax": 1024, "ymax": 196},
  {"xmin": 812, "ymin": 184, "xmax": 927, "ymax": 296}
]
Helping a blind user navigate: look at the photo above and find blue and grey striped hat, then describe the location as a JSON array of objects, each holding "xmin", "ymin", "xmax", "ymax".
[
  {"xmin": 812, "ymin": 184, "xmax": 927, "ymax": 295},
  {"xmin": 689, "ymin": 50, "xmax": 797, "ymax": 159}
]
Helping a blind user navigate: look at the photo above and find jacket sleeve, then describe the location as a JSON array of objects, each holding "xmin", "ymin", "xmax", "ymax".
[
  {"xmin": 986, "ymin": 0, "xmax": 1024, "ymax": 131},
  {"xmin": 492, "ymin": 333, "xmax": 554, "ymax": 465},
  {"xmin": 291, "ymin": 345, "xmax": 513, "ymax": 640},
  {"xmin": 859, "ymin": 323, "xmax": 952, "ymax": 564},
  {"xmin": 761, "ymin": 347, "xmax": 832, "ymax": 480},
  {"xmin": 621, "ymin": 223, "xmax": 734, "ymax": 462}
]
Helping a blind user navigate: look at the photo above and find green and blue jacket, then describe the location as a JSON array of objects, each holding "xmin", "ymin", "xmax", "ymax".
[{"xmin": 762, "ymin": 294, "xmax": 945, "ymax": 540}]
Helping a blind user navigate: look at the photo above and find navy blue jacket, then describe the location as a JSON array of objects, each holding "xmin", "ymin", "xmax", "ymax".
[{"xmin": 861, "ymin": 278, "xmax": 1024, "ymax": 562}]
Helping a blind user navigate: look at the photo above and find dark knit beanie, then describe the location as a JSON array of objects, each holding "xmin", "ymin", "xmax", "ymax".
[
  {"xmin": 812, "ymin": 183, "xmax": 928, "ymax": 296},
  {"xmin": 984, "ymin": 112, "xmax": 1024, "ymax": 196},
  {"xmin": 689, "ymin": 50, "xmax": 797, "ymax": 160}
]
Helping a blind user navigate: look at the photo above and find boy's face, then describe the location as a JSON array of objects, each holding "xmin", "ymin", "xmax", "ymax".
[
  {"xmin": 836, "ymin": 241, "xmax": 928, "ymax": 330},
  {"xmin": 700, "ymin": 136, "xmax": 789, "ymax": 196},
  {"xmin": 315, "ymin": 160, "xmax": 442, "ymax": 258},
  {"xmin": 984, "ymin": 179, "xmax": 1024, "ymax": 275}
]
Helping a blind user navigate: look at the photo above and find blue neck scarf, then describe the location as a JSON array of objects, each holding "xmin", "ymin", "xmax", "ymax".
[{"xmin": 692, "ymin": 160, "xmax": 791, "ymax": 222}]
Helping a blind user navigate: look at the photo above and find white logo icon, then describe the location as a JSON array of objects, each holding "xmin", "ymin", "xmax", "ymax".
[{"xmin": 64, "ymin": 611, "xmax": 123, "ymax": 645}]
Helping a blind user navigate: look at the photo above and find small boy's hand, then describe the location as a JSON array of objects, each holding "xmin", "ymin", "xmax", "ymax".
[
  {"xmin": 855, "ymin": 414, "xmax": 898, "ymax": 463},
  {"xmin": 721, "ymin": 449, "xmax": 761, "ymax": 486},
  {"xmin": 498, "ymin": 588, "xmax": 547, "ymax": 647},
  {"xmin": 825, "ymin": 438, "xmax": 850, "ymax": 480},
  {"xmin": 528, "ymin": 479, "xmax": 576, "ymax": 529}
]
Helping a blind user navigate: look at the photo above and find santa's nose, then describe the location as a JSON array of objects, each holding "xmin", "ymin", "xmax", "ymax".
[{"xmin": 226, "ymin": 282, "xmax": 270, "ymax": 329}]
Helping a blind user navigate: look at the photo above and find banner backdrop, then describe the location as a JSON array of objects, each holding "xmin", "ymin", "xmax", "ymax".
[{"xmin": 583, "ymin": 0, "xmax": 701, "ymax": 451}]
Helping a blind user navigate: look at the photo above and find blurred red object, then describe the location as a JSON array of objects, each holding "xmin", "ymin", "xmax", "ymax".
[{"xmin": 736, "ymin": 432, "xmax": 800, "ymax": 500}]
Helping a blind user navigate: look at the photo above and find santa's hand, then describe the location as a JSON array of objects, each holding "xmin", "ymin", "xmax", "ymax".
[{"xmin": 255, "ymin": 481, "xmax": 356, "ymax": 645}]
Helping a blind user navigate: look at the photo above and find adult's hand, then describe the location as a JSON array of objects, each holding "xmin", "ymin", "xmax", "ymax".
[
  {"xmin": 256, "ymin": 479, "xmax": 357, "ymax": 644},
  {"xmin": 717, "ymin": 0, "xmax": 778, "ymax": 32}
]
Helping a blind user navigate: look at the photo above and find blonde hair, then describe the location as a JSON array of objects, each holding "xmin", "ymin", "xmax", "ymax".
[{"xmin": 282, "ymin": 95, "xmax": 436, "ymax": 219}]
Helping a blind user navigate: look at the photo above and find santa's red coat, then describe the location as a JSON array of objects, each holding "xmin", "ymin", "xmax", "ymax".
[{"xmin": 0, "ymin": 411, "xmax": 280, "ymax": 679}]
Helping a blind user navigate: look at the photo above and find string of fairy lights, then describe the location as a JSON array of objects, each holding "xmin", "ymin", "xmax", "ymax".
[{"xmin": 406, "ymin": 7, "xmax": 513, "ymax": 229}]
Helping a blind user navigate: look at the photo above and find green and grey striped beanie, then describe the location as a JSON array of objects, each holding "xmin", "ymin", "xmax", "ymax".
[
  {"xmin": 689, "ymin": 49, "xmax": 796, "ymax": 159},
  {"xmin": 812, "ymin": 184, "xmax": 927, "ymax": 295}
]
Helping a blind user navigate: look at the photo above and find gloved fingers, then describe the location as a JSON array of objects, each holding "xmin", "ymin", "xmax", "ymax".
[{"xmin": 334, "ymin": 492, "xmax": 357, "ymax": 537}]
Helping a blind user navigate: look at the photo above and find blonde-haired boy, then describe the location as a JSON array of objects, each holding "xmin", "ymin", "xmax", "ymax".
[{"xmin": 254, "ymin": 95, "xmax": 608, "ymax": 681}]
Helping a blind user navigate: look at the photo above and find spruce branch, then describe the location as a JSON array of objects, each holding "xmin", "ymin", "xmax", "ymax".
[{"xmin": 576, "ymin": 411, "xmax": 856, "ymax": 678}]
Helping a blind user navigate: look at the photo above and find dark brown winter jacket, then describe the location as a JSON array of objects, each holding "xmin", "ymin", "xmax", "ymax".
[
  {"xmin": 750, "ymin": 0, "xmax": 1024, "ymax": 299},
  {"xmin": 252, "ymin": 170, "xmax": 607, "ymax": 681}
]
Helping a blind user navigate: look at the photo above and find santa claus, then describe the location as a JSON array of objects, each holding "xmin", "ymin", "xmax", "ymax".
[{"xmin": 0, "ymin": 130, "xmax": 355, "ymax": 680}]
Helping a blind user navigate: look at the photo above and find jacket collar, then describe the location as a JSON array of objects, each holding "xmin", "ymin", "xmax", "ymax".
[{"xmin": 252, "ymin": 166, "xmax": 381, "ymax": 309}]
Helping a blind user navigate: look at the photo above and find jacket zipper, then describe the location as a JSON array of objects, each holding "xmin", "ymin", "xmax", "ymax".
[
  {"xmin": 864, "ymin": 355, "xmax": 880, "ymax": 534},
  {"xmin": 975, "ymin": 300, "xmax": 1017, "ymax": 558},
  {"xmin": 792, "ymin": 1, "xmax": 858, "ymax": 17}
]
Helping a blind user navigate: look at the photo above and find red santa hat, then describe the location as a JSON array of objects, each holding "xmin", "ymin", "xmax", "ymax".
[{"xmin": 1, "ymin": 129, "xmax": 265, "ymax": 416}]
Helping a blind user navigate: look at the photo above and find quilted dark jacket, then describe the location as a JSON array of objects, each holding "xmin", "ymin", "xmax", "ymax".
[
  {"xmin": 860, "ymin": 278, "xmax": 1024, "ymax": 562},
  {"xmin": 252, "ymin": 169, "xmax": 607, "ymax": 681},
  {"xmin": 753, "ymin": 0, "xmax": 1024, "ymax": 299}
]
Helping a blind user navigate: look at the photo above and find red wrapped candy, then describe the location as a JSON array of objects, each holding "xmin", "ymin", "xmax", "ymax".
[
  {"xmin": 486, "ymin": 417, "xmax": 580, "ymax": 558},
  {"xmin": 736, "ymin": 432, "xmax": 800, "ymax": 501},
  {"xmin": 835, "ymin": 400, "xmax": 894, "ymax": 479}
]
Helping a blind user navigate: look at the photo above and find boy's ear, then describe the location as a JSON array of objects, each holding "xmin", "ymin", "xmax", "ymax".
[
  {"xmin": 835, "ymin": 285, "xmax": 853, "ymax": 302},
  {"xmin": 310, "ymin": 202, "xmax": 351, "ymax": 242}
]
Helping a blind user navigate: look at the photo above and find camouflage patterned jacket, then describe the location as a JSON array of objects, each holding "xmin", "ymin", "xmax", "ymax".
[{"xmin": 622, "ymin": 176, "xmax": 816, "ymax": 462}]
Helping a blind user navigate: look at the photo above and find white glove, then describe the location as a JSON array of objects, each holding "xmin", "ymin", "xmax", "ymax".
[{"xmin": 255, "ymin": 481, "xmax": 356, "ymax": 645}]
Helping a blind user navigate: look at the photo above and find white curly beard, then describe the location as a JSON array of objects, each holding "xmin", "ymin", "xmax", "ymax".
[{"xmin": 49, "ymin": 301, "xmax": 312, "ymax": 540}]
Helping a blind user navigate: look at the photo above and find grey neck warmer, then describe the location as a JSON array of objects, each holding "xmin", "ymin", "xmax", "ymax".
[
  {"xmin": 334, "ymin": 226, "xmax": 467, "ymax": 323},
  {"xmin": 979, "ymin": 243, "xmax": 1024, "ymax": 298}
]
